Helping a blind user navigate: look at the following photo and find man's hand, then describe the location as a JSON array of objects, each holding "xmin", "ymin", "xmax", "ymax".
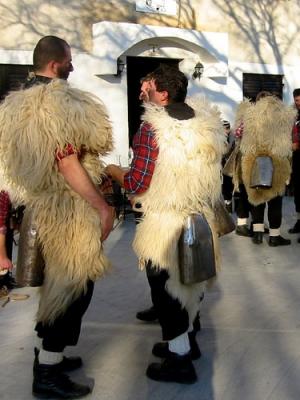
[
  {"xmin": 0, "ymin": 255, "xmax": 13, "ymax": 272},
  {"xmin": 97, "ymin": 202, "xmax": 115, "ymax": 241},
  {"xmin": 292, "ymin": 142, "xmax": 300, "ymax": 151},
  {"xmin": 104, "ymin": 164, "xmax": 127, "ymax": 187},
  {"xmin": 58, "ymin": 154, "xmax": 116, "ymax": 241}
]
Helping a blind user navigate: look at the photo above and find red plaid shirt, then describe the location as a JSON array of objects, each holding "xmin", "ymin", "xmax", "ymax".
[
  {"xmin": 292, "ymin": 121, "xmax": 300, "ymax": 145},
  {"xmin": 0, "ymin": 191, "xmax": 10, "ymax": 234},
  {"xmin": 124, "ymin": 122, "xmax": 159, "ymax": 194},
  {"xmin": 56, "ymin": 143, "xmax": 79, "ymax": 161},
  {"xmin": 234, "ymin": 122, "xmax": 244, "ymax": 138}
]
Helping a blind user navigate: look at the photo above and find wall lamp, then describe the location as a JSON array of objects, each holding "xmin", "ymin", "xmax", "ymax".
[
  {"xmin": 192, "ymin": 62, "xmax": 204, "ymax": 80},
  {"xmin": 116, "ymin": 58, "xmax": 125, "ymax": 76}
]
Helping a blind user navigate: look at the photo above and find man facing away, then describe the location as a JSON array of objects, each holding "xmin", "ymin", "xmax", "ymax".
[
  {"xmin": 0, "ymin": 35, "xmax": 114, "ymax": 398},
  {"xmin": 232, "ymin": 91, "xmax": 295, "ymax": 246},
  {"xmin": 106, "ymin": 65, "xmax": 224, "ymax": 384}
]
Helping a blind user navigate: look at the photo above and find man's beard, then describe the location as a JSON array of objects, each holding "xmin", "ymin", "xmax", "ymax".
[{"xmin": 57, "ymin": 66, "xmax": 70, "ymax": 80}]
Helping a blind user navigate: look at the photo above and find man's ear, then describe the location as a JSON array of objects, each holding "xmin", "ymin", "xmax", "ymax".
[{"xmin": 48, "ymin": 60, "xmax": 58, "ymax": 75}]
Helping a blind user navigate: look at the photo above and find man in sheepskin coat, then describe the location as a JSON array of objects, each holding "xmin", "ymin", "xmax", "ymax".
[
  {"xmin": 106, "ymin": 65, "xmax": 224, "ymax": 384},
  {"xmin": 232, "ymin": 91, "xmax": 296, "ymax": 246},
  {"xmin": 0, "ymin": 36, "xmax": 114, "ymax": 398}
]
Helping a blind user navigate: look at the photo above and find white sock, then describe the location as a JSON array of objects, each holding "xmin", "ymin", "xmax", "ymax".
[
  {"xmin": 38, "ymin": 349, "xmax": 63, "ymax": 365},
  {"xmin": 168, "ymin": 332, "xmax": 190, "ymax": 356},
  {"xmin": 269, "ymin": 228, "xmax": 280, "ymax": 237},
  {"xmin": 237, "ymin": 218, "xmax": 247, "ymax": 226},
  {"xmin": 253, "ymin": 223, "xmax": 264, "ymax": 232},
  {"xmin": 35, "ymin": 336, "xmax": 43, "ymax": 351},
  {"xmin": 225, "ymin": 200, "xmax": 232, "ymax": 205}
]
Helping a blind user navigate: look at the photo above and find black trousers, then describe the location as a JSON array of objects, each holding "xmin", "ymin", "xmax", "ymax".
[
  {"xmin": 5, "ymin": 227, "xmax": 14, "ymax": 259},
  {"xmin": 251, "ymin": 196, "xmax": 282, "ymax": 229},
  {"xmin": 146, "ymin": 261, "xmax": 189, "ymax": 341},
  {"xmin": 236, "ymin": 184, "xmax": 252, "ymax": 219},
  {"xmin": 35, "ymin": 280, "xmax": 94, "ymax": 352},
  {"xmin": 222, "ymin": 174, "xmax": 233, "ymax": 202},
  {"xmin": 291, "ymin": 150, "xmax": 300, "ymax": 213}
]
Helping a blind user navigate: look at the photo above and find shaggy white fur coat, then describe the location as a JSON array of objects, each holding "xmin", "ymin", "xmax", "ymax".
[
  {"xmin": 0, "ymin": 79, "xmax": 113, "ymax": 323},
  {"xmin": 132, "ymin": 98, "xmax": 225, "ymax": 323},
  {"xmin": 235, "ymin": 96, "xmax": 296, "ymax": 205}
]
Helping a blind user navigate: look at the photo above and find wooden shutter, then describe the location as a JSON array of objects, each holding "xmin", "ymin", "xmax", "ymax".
[
  {"xmin": 243, "ymin": 73, "xmax": 283, "ymax": 101},
  {"xmin": 0, "ymin": 64, "xmax": 32, "ymax": 100}
]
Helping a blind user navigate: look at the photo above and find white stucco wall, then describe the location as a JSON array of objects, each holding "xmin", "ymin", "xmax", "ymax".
[{"xmin": 1, "ymin": 20, "xmax": 300, "ymax": 164}]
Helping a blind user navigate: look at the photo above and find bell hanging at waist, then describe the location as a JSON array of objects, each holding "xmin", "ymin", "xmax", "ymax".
[
  {"xmin": 16, "ymin": 208, "xmax": 45, "ymax": 287},
  {"xmin": 178, "ymin": 213, "xmax": 216, "ymax": 285},
  {"xmin": 250, "ymin": 155, "xmax": 273, "ymax": 189}
]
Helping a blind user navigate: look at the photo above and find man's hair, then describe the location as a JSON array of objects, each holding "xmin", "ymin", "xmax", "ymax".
[
  {"xmin": 150, "ymin": 65, "xmax": 188, "ymax": 103},
  {"xmin": 223, "ymin": 120, "xmax": 230, "ymax": 128},
  {"xmin": 256, "ymin": 91, "xmax": 273, "ymax": 101},
  {"xmin": 140, "ymin": 73, "xmax": 153, "ymax": 84},
  {"xmin": 33, "ymin": 35, "xmax": 70, "ymax": 71},
  {"xmin": 293, "ymin": 88, "xmax": 300, "ymax": 98}
]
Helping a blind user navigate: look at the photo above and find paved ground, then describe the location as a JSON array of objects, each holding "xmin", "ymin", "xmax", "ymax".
[{"xmin": 1, "ymin": 197, "xmax": 300, "ymax": 400}]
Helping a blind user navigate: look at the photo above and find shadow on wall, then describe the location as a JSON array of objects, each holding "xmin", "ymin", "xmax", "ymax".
[
  {"xmin": 0, "ymin": 0, "xmax": 296, "ymax": 156},
  {"xmin": 214, "ymin": 0, "xmax": 299, "ymax": 70},
  {"xmin": 0, "ymin": 0, "xmax": 198, "ymax": 52},
  {"xmin": 0, "ymin": 1, "xmax": 297, "ymax": 73}
]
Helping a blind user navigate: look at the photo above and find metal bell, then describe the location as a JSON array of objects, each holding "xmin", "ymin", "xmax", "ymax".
[
  {"xmin": 250, "ymin": 156, "xmax": 273, "ymax": 189},
  {"xmin": 16, "ymin": 208, "xmax": 44, "ymax": 287},
  {"xmin": 178, "ymin": 214, "xmax": 216, "ymax": 285}
]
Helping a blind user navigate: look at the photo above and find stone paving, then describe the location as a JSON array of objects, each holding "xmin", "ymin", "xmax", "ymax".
[{"xmin": 1, "ymin": 197, "xmax": 300, "ymax": 400}]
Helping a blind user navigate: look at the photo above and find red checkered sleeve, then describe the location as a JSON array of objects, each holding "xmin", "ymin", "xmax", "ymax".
[
  {"xmin": 0, "ymin": 191, "xmax": 11, "ymax": 235},
  {"xmin": 55, "ymin": 143, "xmax": 79, "ymax": 161},
  {"xmin": 234, "ymin": 122, "xmax": 244, "ymax": 138},
  {"xmin": 124, "ymin": 122, "xmax": 159, "ymax": 194}
]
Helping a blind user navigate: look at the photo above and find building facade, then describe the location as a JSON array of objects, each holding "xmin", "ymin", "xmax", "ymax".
[{"xmin": 0, "ymin": 0, "xmax": 299, "ymax": 163}]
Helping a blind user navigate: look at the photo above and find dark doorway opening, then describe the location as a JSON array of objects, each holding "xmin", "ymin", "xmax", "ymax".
[
  {"xmin": 243, "ymin": 73, "xmax": 283, "ymax": 101},
  {"xmin": 0, "ymin": 64, "xmax": 32, "ymax": 101},
  {"xmin": 126, "ymin": 56, "xmax": 181, "ymax": 146}
]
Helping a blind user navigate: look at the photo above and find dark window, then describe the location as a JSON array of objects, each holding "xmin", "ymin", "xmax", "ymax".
[
  {"xmin": 0, "ymin": 64, "xmax": 32, "ymax": 101},
  {"xmin": 243, "ymin": 73, "xmax": 283, "ymax": 101}
]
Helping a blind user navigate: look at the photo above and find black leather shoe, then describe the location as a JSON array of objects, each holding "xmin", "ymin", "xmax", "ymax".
[
  {"xmin": 152, "ymin": 332, "xmax": 201, "ymax": 360},
  {"xmin": 136, "ymin": 306, "xmax": 158, "ymax": 322},
  {"xmin": 269, "ymin": 235, "xmax": 291, "ymax": 247},
  {"xmin": 32, "ymin": 363, "xmax": 91, "ymax": 399},
  {"xmin": 146, "ymin": 353, "xmax": 197, "ymax": 384},
  {"xmin": 288, "ymin": 221, "xmax": 300, "ymax": 234},
  {"xmin": 252, "ymin": 232, "xmax": 263, "ymax": 244},
  {"xmin": 236, "ymin": 225, "xmax": 252, "ymax": 237},
  {"xmin": 58, "ymin": 356, "xmax": 82, "ymax": 372},
  {"xmin": 34, "ymin": 348, "xmax": 83, "ymax": 372},
  {"xmin": 0, "ymin": 273, "xmax": 19, "ymax": 289}
]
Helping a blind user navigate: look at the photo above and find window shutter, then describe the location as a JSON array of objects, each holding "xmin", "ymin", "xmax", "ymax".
[
  {"xmin": 0, "ymin": 64, "xmax": 32, "ymax": 100},
  {"xmin": 243, "ymin": 73, "xmax": 283, "ymax": 101}
]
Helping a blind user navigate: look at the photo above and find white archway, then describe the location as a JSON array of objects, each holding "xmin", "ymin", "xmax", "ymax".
[{"xmin": 92, "ymin": 21, "xmax": 228, "ymax": 79}]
